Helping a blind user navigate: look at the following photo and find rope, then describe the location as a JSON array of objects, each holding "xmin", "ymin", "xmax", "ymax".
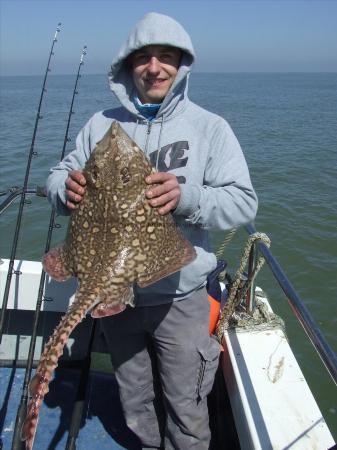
[
  {"xmin": 216, "ymin": 232, "xmax": 271, "ymax": 341},
  {"xmin": 227, "ymin": 294, "xmax": 286, "ymax": 334},
  {"xmin": 215, "ymin": 227, "xmax": 237, "ymax": 260},
  {"xmin": 214, "ymin": 228, "xmax": 237, "ymax": 282}
]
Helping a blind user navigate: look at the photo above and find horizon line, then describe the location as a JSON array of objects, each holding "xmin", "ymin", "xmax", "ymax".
[{"xmin": 1, "ymin": 71, "xmax": 337, "ymax": 77}]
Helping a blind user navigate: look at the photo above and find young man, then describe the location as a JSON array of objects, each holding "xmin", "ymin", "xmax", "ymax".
[{"xmin": 46, "ymin": 12, "xmax": 258, "ymax": 450}]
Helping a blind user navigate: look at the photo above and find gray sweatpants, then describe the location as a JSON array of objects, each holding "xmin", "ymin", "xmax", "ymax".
[{"xmin": 101, "ymin": 287, "xmax": 220, "ymax": 450}]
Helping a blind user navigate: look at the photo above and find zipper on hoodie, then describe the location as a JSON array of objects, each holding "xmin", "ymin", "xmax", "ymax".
[{"xmin": 144, "ymin": 121, "xmax": 152, "ymax": 155}]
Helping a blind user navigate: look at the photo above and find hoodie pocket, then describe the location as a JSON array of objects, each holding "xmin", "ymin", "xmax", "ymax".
[{"xmin": 196, "ymin": 336, "xmax": 220, "ymax": 402}]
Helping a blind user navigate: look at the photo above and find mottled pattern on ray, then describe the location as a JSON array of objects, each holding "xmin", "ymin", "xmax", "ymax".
[{"xmin": 21, "ymin": 122, "xmax": 196, "ymax": 450}]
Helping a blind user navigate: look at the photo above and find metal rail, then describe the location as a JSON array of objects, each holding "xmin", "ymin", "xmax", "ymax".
[
  {"xmin": 245, "ymin": 223, "xmax": 337, "ymax": 386},
  {"xmin": 0, "ymin": 187, "xmax": 46, "ymax": 216}
]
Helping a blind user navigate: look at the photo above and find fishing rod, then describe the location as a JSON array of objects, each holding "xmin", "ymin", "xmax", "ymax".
[
  {"xmin": 0, "ymin": 23, "xmax": 62, "ymax": 344},
  {"xmin": 11, "ymin": 45, "xmax": 87, "ymax": 450},
  {"xmin": 65, "ymin": 319, "xmax": 97, "ymax": 450}
]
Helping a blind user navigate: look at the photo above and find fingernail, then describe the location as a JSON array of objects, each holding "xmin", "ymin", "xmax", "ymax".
[
  {"xmin": 146, "ymin": 176, "xmax": 151, "ymax": 183},
  {"xmin": 147, "ymin": 191, "xmax": 153, "ymax": 198}
]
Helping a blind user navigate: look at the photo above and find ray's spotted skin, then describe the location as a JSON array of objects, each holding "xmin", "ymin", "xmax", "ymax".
[{"xmin": 21, "ymin": 122, "xmax": 196, "ymax": 449}]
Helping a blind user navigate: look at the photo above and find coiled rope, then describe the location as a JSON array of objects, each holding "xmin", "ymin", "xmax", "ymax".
[{"xmin": 216, "ymin": 232, "xmax": 273, "ymax": 341}]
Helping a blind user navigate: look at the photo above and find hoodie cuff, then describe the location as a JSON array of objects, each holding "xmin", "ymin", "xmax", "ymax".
[
  {"xmin": 174, "ymin": 184, "xmax": 201, "ymax": 217},
  {"xmin": 46, "ymin": 178, "xmax": 71, "ymax": 216},
  {"xmin": 56, "ymin": 186, "xmax": 71, "ymax": 216}
]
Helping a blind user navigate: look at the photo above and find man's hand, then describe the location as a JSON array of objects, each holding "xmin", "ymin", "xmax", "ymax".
[
  {"xmin": 65, "ymin": 170, "xmax": 86, "ymax": 210},
  {"xmin": 145, "ymin": 172, "xmax": 181, "ymax": 215}
]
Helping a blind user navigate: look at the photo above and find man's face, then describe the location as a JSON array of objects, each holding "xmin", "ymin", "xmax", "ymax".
[{"xmin": 130, "ymin": 45, "xmax": 182, "ymax": 104}]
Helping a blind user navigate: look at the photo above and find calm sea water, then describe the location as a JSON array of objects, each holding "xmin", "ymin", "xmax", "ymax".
[{"xmin": 0, "ymin": 73, "xmax": 336, "ymax": 437}]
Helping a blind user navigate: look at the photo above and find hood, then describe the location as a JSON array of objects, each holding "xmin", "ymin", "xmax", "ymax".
[{"xmin": 108, "ymin": 12, "xmax": 195, "ymax": 120}]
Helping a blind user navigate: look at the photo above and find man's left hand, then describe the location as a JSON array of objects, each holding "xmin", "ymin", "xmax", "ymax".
[{"xmin": 145, "ymin": 172, "xmax": 181, "ymax": 215}]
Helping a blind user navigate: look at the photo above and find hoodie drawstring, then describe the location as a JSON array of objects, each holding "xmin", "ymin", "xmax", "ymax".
[
  {"xmin": 155, "ymin": 116, "xmax": 164, "ymax": 171},
  {"xmin": 132, "ymin": 118, "xmax": 139, "ymax": 140},
  {"xmin": 132, "ymin": 115, "xmax": 164, "ymax": 172}
]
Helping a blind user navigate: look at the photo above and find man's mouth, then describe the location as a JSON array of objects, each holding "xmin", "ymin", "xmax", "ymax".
[{"xmin": 145, "ymin": 78, "xmax": 167, "ymax": 87}]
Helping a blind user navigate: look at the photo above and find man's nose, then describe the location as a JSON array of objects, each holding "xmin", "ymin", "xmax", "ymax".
[{"xmin": 147, "ymin": 56, "xmax": 161, "ymax": 73}]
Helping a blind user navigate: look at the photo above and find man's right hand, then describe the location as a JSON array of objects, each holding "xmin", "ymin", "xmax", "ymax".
[{"xmin": 65, "ymin": 170, "xmax": 86, "ymax": 210}]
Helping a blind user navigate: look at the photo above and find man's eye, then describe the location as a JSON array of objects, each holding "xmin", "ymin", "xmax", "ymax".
[
  {"xmin": 134, "ymin": 54, "xmax": 148, "ymax": 64},
  {"xmin": 161, "ymin": 53, "xmax": 173, "ymax": 59},
  {"xmin": 160, "ymin": 51, "xmax": 181, "ymax": 65}
]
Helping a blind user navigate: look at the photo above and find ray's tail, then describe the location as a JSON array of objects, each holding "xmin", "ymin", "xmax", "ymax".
[{"xmin": 21, "ymin": 289, "xmax": 97, "ymax": 450}]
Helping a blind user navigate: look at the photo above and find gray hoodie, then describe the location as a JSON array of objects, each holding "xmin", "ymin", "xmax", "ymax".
[{"xmin": 46, "ymin": 12, "xmax": 258, "ymax": 305}]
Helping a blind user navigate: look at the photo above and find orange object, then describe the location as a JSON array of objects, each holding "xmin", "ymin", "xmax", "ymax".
[
  {"xmin": 206, "ymin": 260, "xmax": 227, "ymax": 335},
  {"xmin": 208, "ymin": 294, "xmax": 221, "ymax": 335}
]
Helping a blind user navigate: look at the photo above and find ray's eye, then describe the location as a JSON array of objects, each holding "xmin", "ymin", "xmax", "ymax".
[
  {"xmin": 121, "ymin": 167, "xmax": 131, "ymax": 184},
  {"xmin": 91, "ymin": 165, "xmax": 99, "ymax": 183}
]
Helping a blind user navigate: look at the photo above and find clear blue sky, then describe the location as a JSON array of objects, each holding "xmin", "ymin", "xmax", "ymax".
[{"xmin": 1, "ymin": 0, "xmax": 337, "ymax": 75}]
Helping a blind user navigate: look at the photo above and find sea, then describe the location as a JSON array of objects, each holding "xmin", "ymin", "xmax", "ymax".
[{"xmin": 0, "ymin": 73, "xmax": 336, "ymax": 438}]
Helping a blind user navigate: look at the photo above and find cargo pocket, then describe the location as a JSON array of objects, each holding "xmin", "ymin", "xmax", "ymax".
[{"xmin": 196, "ymin": 336, "xmax": 221, "ymax": 403}]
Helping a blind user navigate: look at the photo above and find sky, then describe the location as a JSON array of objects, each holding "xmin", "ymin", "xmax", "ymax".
[{"xmin": 0, "ymin": 0, "xmax": 337, "ymax": 75}]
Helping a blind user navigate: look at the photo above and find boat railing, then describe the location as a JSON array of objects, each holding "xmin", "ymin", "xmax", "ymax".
[
  {"xmin": 0, "ymin": 186, "xmax": 46, "ymax": 216},
  {"xmin": 245, "ymin": 223, "xmax": 337, "ymax": 386},
  {"xmin": 1, "ymin": 188, "xmax": 336, "ymax": 385}
]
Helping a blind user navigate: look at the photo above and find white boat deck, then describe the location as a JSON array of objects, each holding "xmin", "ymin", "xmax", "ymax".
[
  {"xmin": 0, "ymin": 259, "xmax": 336, "ymax": 449},
  {"xmin": 222, "ymin": 287, "xmax": 335, "ymax": 449}
]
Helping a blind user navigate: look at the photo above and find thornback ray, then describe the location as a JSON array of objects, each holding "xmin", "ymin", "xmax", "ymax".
[{"xmin": 21, "ymin": 121, "xmax": 196, "ymax": 449}]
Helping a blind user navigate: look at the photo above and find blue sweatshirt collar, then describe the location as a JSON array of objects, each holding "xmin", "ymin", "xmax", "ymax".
[{"xmin": 133, "ymin": 96, "xmax": 162, "ymax": 121}]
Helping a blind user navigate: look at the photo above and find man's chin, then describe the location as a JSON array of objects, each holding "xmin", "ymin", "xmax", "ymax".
[{"xmin": 143, "ymin": 88, "xmax": 168, "ymax": 104}]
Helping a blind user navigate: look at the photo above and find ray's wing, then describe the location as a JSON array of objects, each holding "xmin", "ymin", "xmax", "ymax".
[
  {"xmin": 90, "ymin": 283, "xmax": 134, "ymax": 318},
  {"xmin": 42, "ymin": 244, "xmax": 74, "ymax": 282},
  {"xmin": 135, "ymin": 213, "xmax": 196, "ymax": 288}
]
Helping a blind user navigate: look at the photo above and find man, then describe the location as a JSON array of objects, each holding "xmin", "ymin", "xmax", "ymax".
[{"xmin": 46, "ymin": 12, "xmax": 258, "ymax": 450}]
